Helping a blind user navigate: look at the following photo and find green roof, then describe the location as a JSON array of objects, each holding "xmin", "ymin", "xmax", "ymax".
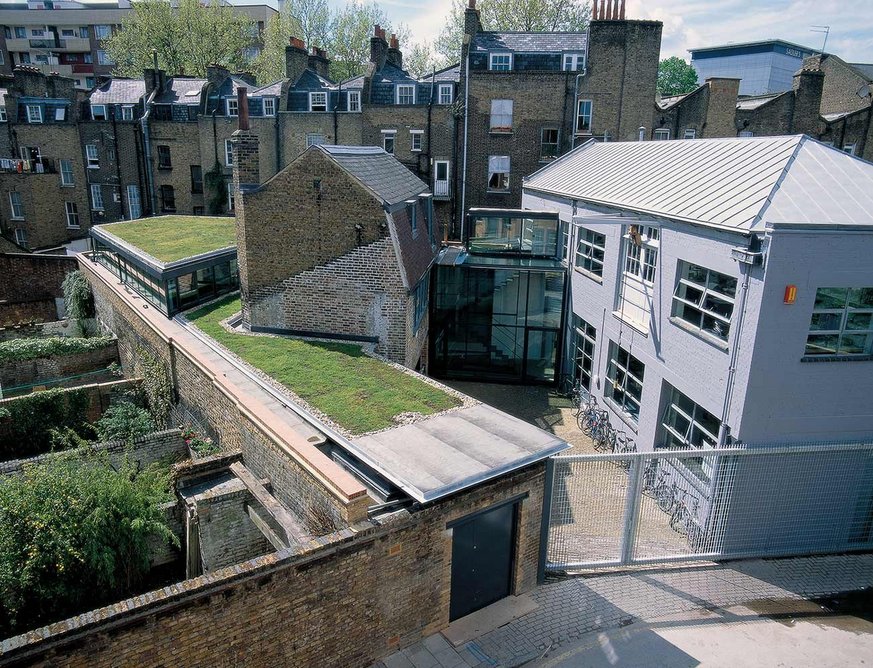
[
  {"xmin": 187, "ymin": 296, "xmax": 461, "ymax": 435},
  {"xmin": 99, "ymin": 216, "xmax": 236, "ymax": 263}
]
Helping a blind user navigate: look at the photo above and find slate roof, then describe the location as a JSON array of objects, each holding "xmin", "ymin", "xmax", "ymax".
[
  {"xmin": 524, "ymin": 135, "xmax": 873, "ymax": 232},
  {"xmin": 318, "ymin": 145, "xmax": 429, "ymax": 206},
  {"xmin": 849, "ymin": 63, "xmax": 873, "ymax": 80},
  {"xmin": 419, "ymin": 64, "xmax": 460, "ymax": 83},
  {"xmin": 90, "ymin": 77, "xmax": 145, "ymax": 105},
  {"xmin": 471, "ymin": 31, "xmax": 588, "ymax": 53},
  {"xmin": 736, "ymin": 92, "xmax": 786, "ymax": 110},
  {"xmin": 252, "ymin": 80, "xmax": 283, "ymax": 97},
  {"xmin": 155, "ymin": 77, "xmax": 207, "ymax": 104},
  {"xmin": 371, "ymin": 62, "xmax": 416, "ymax": 84},
  {"xmin": 340, "ymin": 75, "xmax": 365, "ymax": 90}
]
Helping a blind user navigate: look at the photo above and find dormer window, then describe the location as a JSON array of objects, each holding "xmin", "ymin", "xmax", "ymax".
[
  {"xmin": 263, "ymin": 97, "xmax": 276, "ymax": 116},
  {"xmin": 226, "ymin": 98, "xmax": 238, "ymax": 117},
  {"xmin": 26, "ymin": 105, "xmax": 42, "ymax": 124},
  {"xmin": 91, "ymin": 104, "xmax": 107, "ymax": 121},
  {"xmin": 121, "ymin": 105, "xmax": 134, "ymax": 121},
  {"xmin": 396, "ymin": 84, "xmax": 415, "ymax": 105},
  {"xmin": 489, "ymin": 52, "xmax": 512, "ymax": 71},
  {"xmin": 309, "ymin": 91, "xmax": 327, "ymax": 112},
  {"xmin": 438, "ymin": 84, "xmax": 453, "ymax": 105},
  {"xmin": 563, "ymin": 53, "xmax": 585, "ymax": 71}
]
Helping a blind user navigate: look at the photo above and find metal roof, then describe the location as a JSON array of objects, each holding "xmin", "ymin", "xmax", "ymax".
[
  {"xmin": 736, "ymin": 92, "xmax": 785, "ymax": 110},
  {"xmin": 471, "ymin": 31, "xmax": 588, "ymax": 53},
  {"xmin": 524, "ymin": 135, "xmax": 873, "ymax": 231},
  {"xmin": 688, "ymin": 39, "xmax": 815, "ymax": 55},
  {"xmin": 318, "ymin": 145, "xmax": 429, "ymax": 206},
  {"xmin": 351, "ymin": 404, "xmax": 569, "ymax": 503},
  {"xmin": 90, "ymin": 77, "xmax": 145, "ymax": 104}
]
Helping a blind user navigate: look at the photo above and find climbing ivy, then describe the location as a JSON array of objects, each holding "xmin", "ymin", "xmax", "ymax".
[
  {"xmin": 204, "ymin": 160, "xmax": 228, "ymax": 215},
  {"xmin": 0, "ymin": 387, "xmax": 93, "ymax": 458},
  {"xmin": 61, "ymin": 270, "xmax": 95, "ymax": 336},
  {"xmin": 134, "ymin": 345, "xmax": 175, "ymax": 428}
]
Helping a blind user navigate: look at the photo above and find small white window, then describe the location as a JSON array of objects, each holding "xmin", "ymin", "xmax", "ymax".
[
  {"xmin": 263, "ymin": 98, "xmax": 275, "ymax": 116},
  {"xmin": 738, "ymin": 130, "xmax": 754, "ymax": 137},
  {"xmin": 576, "ymin": 100, "xmax": 592, "ymax": 134},
  {"xmin": 383, "ymin": 131, "xmax": 396, "ymax": 154},
  {"xmin": 843, "ymin": 143, "xmax": 856, "ymax": 155},
  {"xmin": 605, "ymin": 342, "xmax": 645, "ymax": 423},
  {"xmin": 410, "ymin": 130, "xmax": 423, "ymax": 152},
  {"xmin": 489, "ymin": 53, "xmax": 512, "ymax": 71},
  {"xmin": 563, "ymin": 53, "xmax": 585, "ymax": 71},
  {"xmin": 575, "ymin": 228, "xmax": 606, "ymax": 278},
  {"xmin": 672, "ymin": 262, "xmax": 737, "ymax": 342},
  {"xmin": 225, "ymin": 139, "xmax": 234, "ymax": 166},
  {"xmin": 14, "ymin": 228, "xmax": 27, "ymax": 247},
  {"xmin": 91, "ymin": 104, "xmax": 107, "ymax": 120},
  {"xmin": 306, "ymin": 133, "xmax": 326, "ymax": 148},
  {"xmin": 227, "ymin": 182, "xmax": 235, "ymax": 211},
  {"xmin": 395, "ymin": 84, "xmax": 415, "ymax": 105},
  {"xmin": 0, "ymin": 107, "xmax": 6, "ymax": 123},
  {"xmin": 86, "ymin": 144, "xmax": 99, "ymax": 169},
  {"xmin": 683, "ymin": 128, "xmax": 697, "ymax": 139},
  {"xmin": 487, "ymin": 155, "xmax": 510, "ymax": 191},
  {"xmin": 490, "ymin": 99, "xmax": 513, "ymax": 132},
  {"xmin": 62, "ymin": 29, "xmax": 75, "ymax": 37},
  {"xmin": 65, "ymin": 202, "xmax": 80, "ymax": 228},
  {"xmin": 90, "ymin": 184, "xmax": 104, "ymax": 210},
  {"xmin": 27, "ymin": 105, "xmax": 42, "ymax": 124},
  {"xmin": 121, "ymin": 105, "xmax": 134, "ymax": 121},
  {"xmin": 309, "ymin": 91, "xmax": 327, "ymax": 112},
  {"xmin": 438, "ymin": 84, "xmax": 453, "ymax": 105},
  {"xmin": 407, "ymin": 199, "xmax": 418, "ymax": 236},
  {"xmin": 348, "ymin": 91, "xmax": 361, "ymax": 112},
  {"xmin": 226, "ymin": 98, "xmax": 238, "ymax": 117},
  {"xmin": 9, "ymin": 192, "xmax": 24, "ymax": 219},
  {"xmin": 60, "ymin": 159, "xmax": 74, "ymax": 186},
  {"xmin": 54, "ymin": 107, "xmax": 66, "ymax": 121},
  {"xmin": 653, "ymin": 128, "xmax": 671, "ymax": 140}
]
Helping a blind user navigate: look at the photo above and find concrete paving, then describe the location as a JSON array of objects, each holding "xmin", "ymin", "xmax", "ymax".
[{"xmin": 372, "ymin": 554, "xmax": 873, "ymax": 668}]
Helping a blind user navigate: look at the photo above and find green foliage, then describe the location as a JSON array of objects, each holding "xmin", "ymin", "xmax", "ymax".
[
  {"xmin": 0, "ymin": 388, "xmax": 93, "ymax": 458},
  {"xmin": 0, "ymin": 336, "xmax": 114, "ymax": 363},
  {"xmin": 0, "ymin": 453, "xmax": 176, "ymax": 637},
  {"xmin": 204, "ymin": 161, "xmax": 228, "ymax": 216},
  {"xmin": 95, "ymin": 402, "xmax": 155, "ymax": 444},
  {"xmin": 658, "ymin": 56, "xmax": 699, "ymax": 96},
  {"xmin": 61, "ymin": 271, "xmax": 95, "ymax": 336},
  {"xmin": 134, "ymin": 346, "xmax": 174, "ymax": 429},
  {"xmin": 327, "ymin": 2, "xmax": 406, "ymax": 81},
  {"xmin": 253, "ymin": 6, "xmax": 304, "ymax": 85},
  {"xmin": 104, "ymin": 0, "xmax": 255, "ymax": 78},
  {"xmin": 180, "ymin": 426, "xmax": 220, "ymax": 457},
  {"xmin": 435, "ymin": 0, "xmax": 589, "ymax": 68}
]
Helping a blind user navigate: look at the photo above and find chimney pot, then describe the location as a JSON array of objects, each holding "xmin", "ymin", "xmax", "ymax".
[{"xmin": 469, "ymin": 0, "xmax": 476, "ymax": 8}]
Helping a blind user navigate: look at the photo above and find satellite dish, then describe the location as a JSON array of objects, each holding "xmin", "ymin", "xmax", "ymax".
[{"xmin": 858, "ymin": 84, "xmax": 871, "ymax": 99}]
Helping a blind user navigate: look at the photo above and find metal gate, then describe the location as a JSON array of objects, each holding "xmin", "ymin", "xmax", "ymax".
[{"xmin": 544, "ymin": 442, "xmax": 873, "ymax": 572}]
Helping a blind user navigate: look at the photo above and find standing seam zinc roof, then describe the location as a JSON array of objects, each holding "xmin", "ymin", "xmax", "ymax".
[
  {"xmin": 317, "ymin": 145, "xmax": 429, "ymax": 206},
  {"xmin": 524, "ymin": 135, "xmax": 873, "ymax": 231}
]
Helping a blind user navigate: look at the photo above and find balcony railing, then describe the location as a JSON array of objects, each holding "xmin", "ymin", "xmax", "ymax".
[
  {"xmin": 29, "ymin": 38, "xmax": 65, "ymax": 49},
  {"xmin": 434, "ymin": 179, "xmax": 450, "ymax": 198},
  {"xmin": 0, "ymin": 157, "xmax": 57, "ymax": 174}
]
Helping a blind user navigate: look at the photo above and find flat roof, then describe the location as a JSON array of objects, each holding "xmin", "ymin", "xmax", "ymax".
[
  {"xmin": 352, "ymin": 404, "xmax": 569, "ymax": 503},
  {"xmin": 689, "ymin": 39, "xmax": 816, "ymax": 56},
  {"xmin": 94, "ymin": 216, "xmax": 236, "ymax": 264}
]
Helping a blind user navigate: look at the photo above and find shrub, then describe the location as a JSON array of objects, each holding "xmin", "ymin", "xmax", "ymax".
[
  {"xmin": 0, "ymin": 453, "xmax": 176, "ymax": 637},
  {"xmin": 180, "ymin": 426, "xmax": 220, "ymax": 457},
  {"xmin": 95, "ymin": 401, "xmax": 155, "ymax": 444},
  {"xmin": 61, "ymin": 270, "xmax": 95, "ymax": 336},
  {"xmin": 0, "ymin": 336, "xmax": 114, "ymax": 363},
  {"xmin": 0, "ymin": 388, "xmax": 93, "ymax": 458}
]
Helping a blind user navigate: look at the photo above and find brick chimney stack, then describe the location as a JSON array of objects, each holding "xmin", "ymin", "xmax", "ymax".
[
  {"xmin": 285, "ymin": 37, "xmax": 309, "ymax": 82},
  {"xmin": 593, "ymin": 0, "xmax": 626, "ymax": 20},
  {"xmin": 386, "ymin": 34, "xmax": 403, "ymax": 69},
  {"xmin": 370, "ymin": 24, "xmax": 389, "ymax": 70},
  {"xmin": 464, "ymin": 0, "xmax": 481, "ymax": 39},
  {"xmin": 308, "ymin": 45, "xmax": 330, "ymax": 79},
  {"xmin": 231, "ymin": 87, "xmax": 260, "ymax": 206}
]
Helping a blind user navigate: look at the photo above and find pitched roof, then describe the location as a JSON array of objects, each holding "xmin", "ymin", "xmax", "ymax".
[
  {"xmin": 736, "ymin": 92, "xmax": 786, "ymax": 110},
  {"xmin": 524, "ymin": 135, "xmax": 873, "ymax": 232},
  {"xmin": 340, "ymin": 74, "xmax": 365, "ymax": 90},
  {"xmin": 471, "ymin": 31, "xmax": 587, "ymax": 53},
  {"xmin": 252, "ymin": 80, "xmax": 283, "ymax": 97},
  {"xmin": 849, "ymin": 62, "xmax": 873, "ymax": 80},
  {"xmin": 419, "ymin": 64, "xmax": 460, "ymax": 83},
  {"xmin": 90, "ymin": 77, "xmax": 145, "ymax": 105},
  {"xmin": 155, "ymin": 77, "xmax": 206, "ymax": 104},
  {"xmin": 372, "ymin": 62, "xmax": 416, "ymax": 84},
  {"xmin": 317, "ymin": 145, "xmax": 429, "ymax": 206}
]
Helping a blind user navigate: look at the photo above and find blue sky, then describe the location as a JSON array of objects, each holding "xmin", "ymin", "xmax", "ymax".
[{"xmin": 231, "ymin": 0, "xmax": 873, "ymax": 63}]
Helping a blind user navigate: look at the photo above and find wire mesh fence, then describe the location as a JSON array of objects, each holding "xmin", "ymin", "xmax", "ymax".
[{"xmin": 546, "ymin": 442, "xmax": 873, "ymax": 571}]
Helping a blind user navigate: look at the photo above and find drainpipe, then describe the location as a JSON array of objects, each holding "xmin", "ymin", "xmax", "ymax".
[
  {"xmin": 140, "ymin": 86, "xmax": 158, "ymax": 217},
  {"xmin": 333, "ymin": 81, "xmax": 340, "ymax": 144},
  {"xmin": 274, "ymin": 108, "xmax": 281, "ymax": 174},
  {"xmin": 460, "ymin": 45, "xmax": 470, "ymax": 240},
  {"xmin": 110, "ymin": 108, "xmax": 125, "ymax": 218},
  {"xmin": 426, "ymin": 67, "xmax": 434, "ymax": 182}
]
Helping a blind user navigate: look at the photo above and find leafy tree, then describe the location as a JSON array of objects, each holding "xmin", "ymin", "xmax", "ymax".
[
  {"xmin": 252, "ymin": 5, "xmax": 303, "ymax": 84},
  {"xmin": 104, "ymin": 0, "xmax": 255, "ymax": 78},
  {"xmin": 95, "ymin": 401, "xmax": 156, "ymax": 444},
  {"xmin": 658, "ymin": 56, "xmax": 699, "ymax": 96},
  {"xmin": 435, "ymin": 0, "xmax": 590, "ymax": 68},
  {"xmin": 289, "ymin": 0, "xmax": 331, "ymax": 49},
  {"xmin": 327, "ymin": 2, "xmax": 407, "ymax": 81},
  {"xmin": 0, "ymin": 454, "xmax": 176, "ymax": 637},
  {"xmin": 405, "ymin": 41, "xmax": 441, "ymax": 80}
]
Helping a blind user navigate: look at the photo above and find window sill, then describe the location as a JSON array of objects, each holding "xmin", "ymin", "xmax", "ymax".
[
  {"xmin": 801, "ymin": 354, "xmax": 873, "ymax": 363},
  {"xmin": 411, "ymin": 149, "xmax": 422, "ymax": 153},
  {"xmin": 603, "ymin": 397, "xmax": 639, "ymax": 434},
  {"xmin": 10, "ymin": 217, "xmax": 25, "ymax": 222},
  {"xmin": 157, "ymin": 166, "xmax": 172, "ymax": 171},
  {"xmin": 611, "ymin": 310, "xmax": 648, "ymax": 337},
  {"xmin": 489, "ymin": 129, "xmax": 513, "ymax": 135},
  {"xmin": 66, "ymin": 225, "xmax": 80, "ymax": 230},
  {"xmin": 60, "ymin": 184, "xmax": 75, "ymax": 188},
  {"xmin": 668, "ymin": 316, "xmax": 729, "ymax": 352},
  {"xmin": 486, "ymin": 189, "xmax": 512, "ymax": 194},
  {"xmin": 574, "ymin": 267, "xmax": 603, "ymax": 284},
  {"xmin": 87, "ymin": 165, "xmax": 99, "ymax": 170}
]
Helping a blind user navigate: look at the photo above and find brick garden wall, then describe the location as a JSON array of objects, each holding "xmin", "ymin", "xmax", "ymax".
[
  {"xmin": 0, "ymin": 253, "xmax": 77, "ymax": 325},
  {"xmin": 0, "ymin": 463, "xmax": 546, "ymax": 668},
  {"xmin": 0, "ymin": 340, "xmax": 118, "ymax": 394}
]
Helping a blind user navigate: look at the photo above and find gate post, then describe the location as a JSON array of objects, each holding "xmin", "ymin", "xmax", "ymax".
[
  {"xmin": 537, "ymin": 457, "xmax": 557, "ymax": 582},
  {"xmin": 619, "ymin": 455, "xmax": 644, "ymax": 566}
]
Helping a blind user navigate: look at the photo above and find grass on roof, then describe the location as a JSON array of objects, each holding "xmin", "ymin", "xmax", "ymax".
[
  {"xmin": 187, "ymin": 296, "xmax": 461, "ymax": 435},
  {"xmin": 104, "ymin": 216, "xmax": 236, "ymax": 263}
]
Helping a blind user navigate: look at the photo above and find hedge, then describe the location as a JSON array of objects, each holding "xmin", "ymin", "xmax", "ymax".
[{"xmin": 0, "ymin": 336, "xmax": 114, "ymax": 363}]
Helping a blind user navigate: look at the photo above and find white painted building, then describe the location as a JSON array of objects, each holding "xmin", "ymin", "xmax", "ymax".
[{"xmin": 522, "ymin": 135, "xmax": 873, "ymax": 455}]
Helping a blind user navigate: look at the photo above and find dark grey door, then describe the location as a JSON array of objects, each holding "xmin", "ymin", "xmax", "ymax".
[{"xmin": 449, "ymin": 502, "xmax": 517, "ymax": 621}]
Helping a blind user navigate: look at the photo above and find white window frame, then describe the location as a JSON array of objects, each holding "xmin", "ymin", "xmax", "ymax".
[
  {"xmin": 0, "ymin": 106, "xmax": 6, "ymax": 123},
  {"xmin": 121, "ymin": 105, "xmax": 134, "ymax": 121},
  {"xmin": 575, "ymin": 227, "xmax": 606, "ymax": 279},
  {"xmin": 95, "ymin": 24, "xmax": 112, "ymax": 40},
  {"xmin": 653, "ymin": 128, "xmax": 671, "ymax": 140},
  {"xmin": 226, "ymin": 97, "xmax": 238, "ymax": 117},
  {"xmin": 347, "ymin": 91, "xmax": 361, "ymax": 113},
  {"xmin": 97, "ymin": 50, "xmax": 113, "ymax": 66},
  {"xmin": 563, "ymin": 53, "xmax": 585, "ymax": 71},
  {"xmin": 65, "ymin": 201, "xmax": 80, "ymax": 228},
  {"xmin": 575, "ymin": 99, "xmax": 592, "ymax": 134},
  {"xmin": 90, "ymin": 184, "xmax": 104, "ymax": 211},
  {"xmin": 623, "ymin": 225, "xmax": 659, "ymax": 284},
  {"xmin": 489, "ymin": 99, "xmax": 513, "ymax": 132},
  {"xmin": 91, "ymin": 104, "xmax": 107, "ymax": 121},
  {"xmin": 227, "ymin": 182, "xmax": 235, "ymax": 211},
  {"xmin": 9, "ymin": 192, "xmax": 24, "ymax": 220},
  {"xmin": 487, "ymin": 155, "xmax": 510, "ymax": 192},
  {"xmin": 60, "ymin": 159, "xmax": 74, "ymax": 186},
  {"xmin": 395, "ymin": 84, "xmax": 415, "ymax": 105},
  {"xmin": 843, "ymin": 143, "xmax": 856, "ymax": 156},
  {"xmin": 14, "ymin": 228, "xmax": 27, "ymax": 247},
  {"xmin": 410, "ymin": 129, "xmax": 423, "ymax": 152},
  {"xmin": 127, "ymin": 184, "xmax": 141, "ymax": 219},
  {"xmin": 805, "ymin": 287, "xmax": 873, "ymax": 357},
  {"xmin": 434, "ymin": 160, "xmax": 450, "ymax": 197},
  {"xmin": 489, "ymin": 52, "xmax": 512, "ymax": 71},
  {"xmin": 309, "ymin": 91, "xmax": 327, "ymax": 112},
  {"xmin": 407, "ymin": 199, "xmax": 418, "ymax": 237},
  {"xmin": 671, "ymin": 261, "xmax": 737, "ymax": 342},
  {"xmin": 263, "ymin": 97, "xmax": 275, "ymax": 117},
  {"xmin": 572, "ymin": 315, "xmax": 597, "ymax": 390},
  {"xmin": 382, "ymin": 130, "xmax": 396, "ymax": 154},
  {"xmin": 54, "ymin": 107, "xmax": 66, "ymax": 122},
  {"xmin": 540, "ymin": 128, "xmax": 559, "ymax": 161},
  {"xmin": 225, "ymin": 139, "xmax": 234, "ymax": 166},
  {"xmin": 438, "ymin": 84, "xmax": 453, "ymax": 105},
  {"xmin": 85, "ymin": 144, "xmax": 99, "ymax": 169},
  {"xmin": 683, "ymin": 128, "xmax": 697, "ymax": 139},
  {"xmin": 605, "ymin": 342, "xmax": 645, "ymax": 423},
  {"xmin": 27, "ymin": 105, "xmax": 42, "ymax": 124}
]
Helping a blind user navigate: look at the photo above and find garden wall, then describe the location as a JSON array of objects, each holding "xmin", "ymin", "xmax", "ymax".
[
  {"xmin": 0, "ymin": 253, "xmax": 76, "ymax": 326},
  {"xmin": 0, "ymin": 340, "xmax": 119, "ymax": 397},
  {"xmin": 0, "ymin": 319, "xmax": 98, "ymax": 343}
]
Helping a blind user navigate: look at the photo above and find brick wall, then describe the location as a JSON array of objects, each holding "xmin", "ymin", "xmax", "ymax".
[
  {"xmin": 78, "ymin": 119, "xmax": 143, "ymax": 223},
  {"xmin": 0, "ymin": 462, "xmax": 546, "ymax": 668},
  {"xmin": 150, "ymin": 120, "xmax": 205, "ymax": 215},
  {"xmin": 0, "ymin": 339, "xmax": 118, "ymax": 394},
  {"xmin": 815, "ymin": 54, "xmax": 872, "ymax": 116},
  {"xmin": 0, "ymin": 253, "xmax": 77, "ymax": 325}
]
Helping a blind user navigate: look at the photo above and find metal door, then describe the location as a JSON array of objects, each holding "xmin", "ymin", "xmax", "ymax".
[{"xmin": 449, "ymin": 501, "xmax": 517, "ymax": 621}]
